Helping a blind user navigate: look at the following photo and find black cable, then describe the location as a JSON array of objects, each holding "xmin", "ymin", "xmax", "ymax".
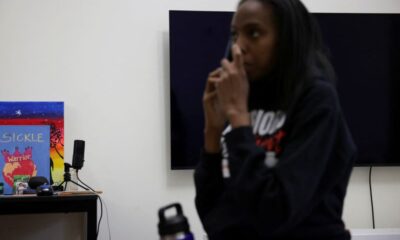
[
  {"xmin": 70, "ymin": 180, "xmax": 91, "ymax": 190},
  {"xmin": 59, "ymin": 178, "xmax": 90, "ymax": 191},
  {"xmin": 369, "ymin": 165, "xmax": 375, "ymax": 229},
  {"xmin": 96, "ymin": 196, "xmax": 104, "ymax": 238},
  {"xmin": 78, "ymin": 176, "xmax": 112, "ymax": 240},
  {"xmin": 75, "ymin": 170, "xmax": 95, "ymax": 192},
  {"xmin": 76, "ymin": 170, "xmax": 103, "ymax": 239}
]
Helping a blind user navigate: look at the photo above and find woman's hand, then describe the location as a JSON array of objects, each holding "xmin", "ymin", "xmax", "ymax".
[
  {"xmin": 217, "ymin": 44, "xmax": 251, "ymax": 128},
  {"xmin": 203, "ymin": 68, "xmax": 227, "ymax": 153}
]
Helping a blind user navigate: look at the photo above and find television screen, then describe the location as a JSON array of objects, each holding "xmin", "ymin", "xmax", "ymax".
[{"xmin": 169, "ymin": 10, "xmax": 400, "ymax": 169}]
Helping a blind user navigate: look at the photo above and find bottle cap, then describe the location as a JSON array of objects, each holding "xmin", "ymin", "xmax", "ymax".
[{"xmin": 158, "ymin": 203, "xmax": 190, "ymax": 236}]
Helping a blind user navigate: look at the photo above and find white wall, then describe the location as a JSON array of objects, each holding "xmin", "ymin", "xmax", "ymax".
[{"xmin": 0, "ymin": 0, "xmax": 399, "ymax": 239}]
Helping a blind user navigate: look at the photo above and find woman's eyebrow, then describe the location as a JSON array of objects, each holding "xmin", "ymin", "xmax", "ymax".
[{"xmin": 232, "ymin": 21, "xmax": 264, "ymax": 30}]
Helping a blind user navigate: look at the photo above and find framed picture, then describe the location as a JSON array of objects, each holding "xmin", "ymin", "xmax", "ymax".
[{"xmin": 0, "ymin": 102, "xmax": 64, "ymax": 185}]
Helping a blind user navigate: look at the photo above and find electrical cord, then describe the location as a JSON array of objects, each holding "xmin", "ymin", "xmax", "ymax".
[
  {"xmin": 102, "ymin": 197, "xmax": 112, "ymax": 240},
  {"xmin": 75, "ymin": 171, "xmax": 102, "ymax": 237},
  {"xmin": 369, "ymin": 166, "xmax": 375, "ymax": 229},
  {"xmin": 75, "ymin": 170, "xmax": 110, "ymax": 239}
]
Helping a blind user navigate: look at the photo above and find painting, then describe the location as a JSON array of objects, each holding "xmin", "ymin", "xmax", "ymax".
[
  {"xmin": 0, "ymin": 125, "xmax": 51, "ymax": 194},
  {"xmin": 0, "ymin": 102, "xmax": 64, "ymax": 185}
]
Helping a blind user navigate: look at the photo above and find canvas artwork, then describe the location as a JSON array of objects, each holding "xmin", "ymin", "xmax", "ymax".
[
  {"xmin": 0, "ymin": 125, "xmax": 50, "ymax": 194},
  {"xmin": 0, "ymin": 102, "xmax": 64, "ymax": 185}
]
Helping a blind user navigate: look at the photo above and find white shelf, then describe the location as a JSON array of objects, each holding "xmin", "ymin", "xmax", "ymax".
[{"xmin": 351, "ymin": 228, "xmax": 400, "ymax": 240}]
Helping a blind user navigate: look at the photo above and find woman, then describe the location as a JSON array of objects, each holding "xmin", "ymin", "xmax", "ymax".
[{"xmin": 194, "ymin": 0, "xmax": 356, "ymax": 239}]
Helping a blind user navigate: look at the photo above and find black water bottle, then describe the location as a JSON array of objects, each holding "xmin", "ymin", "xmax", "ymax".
[{"xmin": 158, "ymin": 203, "xmax": 194, "ymax": 240}]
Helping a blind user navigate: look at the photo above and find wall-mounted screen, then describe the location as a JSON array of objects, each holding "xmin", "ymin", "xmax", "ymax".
[{"xmin": 169, "ymin": 10, "xmax": 400, "ymax": 169}]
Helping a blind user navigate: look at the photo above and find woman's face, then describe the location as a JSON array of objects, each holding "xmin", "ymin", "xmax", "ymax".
[{"xmin": 231, "ymin": 0, "xmax": 278, "ymax": 81}]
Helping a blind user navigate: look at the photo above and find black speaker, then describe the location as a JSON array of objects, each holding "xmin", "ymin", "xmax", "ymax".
[
  {"xmin": 28, "ymin": 176, "xmax": 49, "ymax": 189},
  {"xmin": 72, "ymin": 140, "xmax": 85, "ymax": 170}
]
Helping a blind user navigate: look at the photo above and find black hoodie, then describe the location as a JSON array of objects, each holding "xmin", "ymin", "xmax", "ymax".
[{"xmin": 194, "ymin": 79, "xmax": 356, "ymax": 240}]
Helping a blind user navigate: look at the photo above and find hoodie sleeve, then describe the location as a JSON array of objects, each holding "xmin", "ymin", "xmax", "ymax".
[{"xmin": 194, "ymin": 150, "xmax": 224, "ymax": 221}]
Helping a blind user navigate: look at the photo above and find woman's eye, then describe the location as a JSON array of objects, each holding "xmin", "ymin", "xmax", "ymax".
[
  {"xmin": 251, "ymin": 30, "xmax": 260, "ymax": 38},
  {"xmin": 230, "ymin": 32, "xmax": 238, "ymax": 41}
]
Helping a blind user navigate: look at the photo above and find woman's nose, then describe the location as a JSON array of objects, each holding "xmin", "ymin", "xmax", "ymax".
[{"xmin": 234, "ymin": 37, "xmax": 246, "ymax": 55}]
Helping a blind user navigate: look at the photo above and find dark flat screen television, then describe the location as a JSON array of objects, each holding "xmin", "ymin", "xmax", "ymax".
[{"xmin": 169, "ymin": 10, "xmax": 400, "ymax": 169}]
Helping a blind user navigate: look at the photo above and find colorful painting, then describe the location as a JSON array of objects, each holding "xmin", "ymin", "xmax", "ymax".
[
  {"xmin": 0, "ymin": 102, "xmax": 64, "ymax": 184},
  {"xmin": 0, "ymin": 125, "xmax": 50, "ymax": 194}
]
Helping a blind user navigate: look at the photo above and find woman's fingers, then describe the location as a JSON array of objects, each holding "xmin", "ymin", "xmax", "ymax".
[
  {"xmin": 220, "ymin": 45, "xmax": 244, "ymax": 77},
  {"xmin": 220, "ymin": 59, "xmax": 232, "ymax": 74},
  {"xmin": 232, "ymin": 44, "xmax": 245, "ymax": 72},
  {"xmin": 203, "ymin": 91, "xmax": 218, "ymax": 101},
  {"xmin": 205, "ymin": 68, "xmax": 222, "ymax": 93},
  {"xmin": 209, "ymin": 67, "xmax": 222, "ymax": 77}
]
